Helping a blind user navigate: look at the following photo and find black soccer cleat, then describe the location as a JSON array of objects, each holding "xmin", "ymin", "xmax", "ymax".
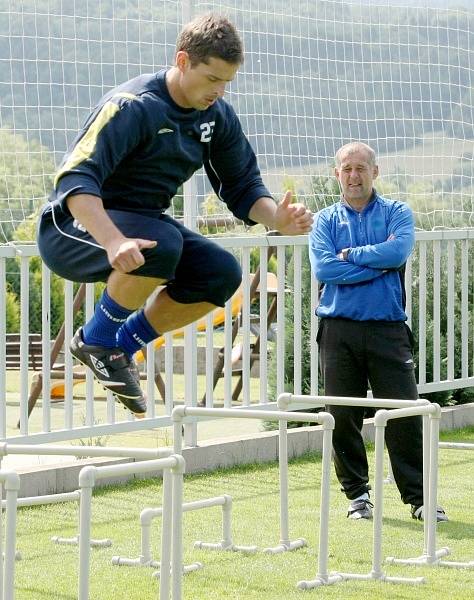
[{"xmin": 70, "ymin": 328, "xmax": 147, "ymax": 417}]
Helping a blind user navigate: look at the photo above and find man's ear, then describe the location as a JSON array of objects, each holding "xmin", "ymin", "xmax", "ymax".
[
  {"xmin": 334, "ymin": 167, "xmax": 340, "ymax": 180},
  {"xmin": 373, "ymin": 165, "xmax": 379, "ymax": 180},
  {"xmin": 176, "ymin": 50, "xmax": 190, "ymax": 73}
]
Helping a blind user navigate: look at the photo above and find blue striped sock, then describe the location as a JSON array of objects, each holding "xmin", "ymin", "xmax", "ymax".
[
  {"xmin": 116, "ymin": 309, "xmax": 159, "ymax": 357},
  {"xmin": 82, "ymin": 289, "xmax": 134, "ymax": 348}
]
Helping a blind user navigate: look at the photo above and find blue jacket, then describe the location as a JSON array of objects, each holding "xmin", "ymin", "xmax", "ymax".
[
  {"xmin": 50, "ymin": 69, "xmax": 271, "ymax": 224},
  {"xmin": 309, "ymin": 192, "xmax": 415, "ymax": 321}
]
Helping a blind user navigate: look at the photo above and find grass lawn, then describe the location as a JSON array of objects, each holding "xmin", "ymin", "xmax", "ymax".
[{"xmin": 13, "ymin": 427, "xmax": 474, "ymax": 599}]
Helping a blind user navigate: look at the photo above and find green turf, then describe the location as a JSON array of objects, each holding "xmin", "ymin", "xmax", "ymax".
[{"xmin": 12, "ymin": 427, "xmax": 474, "ymax": 599}]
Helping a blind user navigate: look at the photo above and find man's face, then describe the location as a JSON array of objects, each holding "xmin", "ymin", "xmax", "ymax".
[
  {"xmin": 176, "ymin": 52, "xmax": 239, "ymax": 110},
  {"xmin": 335, "ymin": 149, "xmax": 378, "ymax": 204}
]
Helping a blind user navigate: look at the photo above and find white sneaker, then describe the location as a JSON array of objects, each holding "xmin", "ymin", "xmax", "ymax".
[{"xmin": 347, "ymin": 498, "xmax": 373, "ymax": 520}]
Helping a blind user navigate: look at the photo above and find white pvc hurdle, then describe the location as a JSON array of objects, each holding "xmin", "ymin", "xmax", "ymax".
[
  {"xmin": 0, "ymin": 443, "xmax": 172, "ymax": 549},
  {"xmin": 387, "ymin": 443, "xmax": 474, "ymax": 482},
  {"xmin": 78, "ymin": 454, "xmax": 185, "ymax": 600},
  {"xmin": 387, "ymin": 439, "xmax": 474, "ymax": 569},
  {"xmin": 112, "ymin": 493, "xmax": 257, "ymax": 572},
  {"xmin": 171, "ymin": 406, "xmax": 336, "ymax": 590},
  {"xmin": 0, "ymin": 470, "xmax": 20, "ymax": 600},
  {"xmin": 192, "ymin": 495, "xmax": 258, "ymax": 554},
  {"xmin": 277, "ymin": 394, "xmax": 439, "ymax": 588},
  {"xmin": 0, "ymin": 442, "xmax": 180, "ymax": 600},
  {"xmin": 339, "ymin": 403, "xmax": 440, "ymax": 585},
  {"xmin": 439, "ymin": 442, "xmax": 474, "ymax": 450},
  {"xmin": 1, "ymin": 490, "xmax": 112, "ymax": 549}
]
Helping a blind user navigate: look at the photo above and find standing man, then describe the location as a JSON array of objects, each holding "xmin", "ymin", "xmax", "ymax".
[
  {"xmin": 38, "ymin": 14, "xmax": 313, "ymax": 417},
  {"xmin": 309, "ymin": 142, "xmax": 447, "ymax": 522}
]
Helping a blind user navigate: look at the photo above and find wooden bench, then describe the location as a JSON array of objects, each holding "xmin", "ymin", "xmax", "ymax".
[
  {"xmin": 6, "ymin": 332, "xmax": 90, "ymax": 428},
  {"xmin": 6, "ymin": 333, "xmax": 44, "ymax": 371}
]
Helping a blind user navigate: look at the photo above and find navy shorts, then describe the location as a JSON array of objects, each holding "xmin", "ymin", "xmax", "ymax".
[{"xmin": 37, "ymin": 204, "xmax": 242, "ymax": 307}]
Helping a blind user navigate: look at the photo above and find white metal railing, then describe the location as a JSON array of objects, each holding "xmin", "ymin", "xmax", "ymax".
[{"xmin": 0, "ymin": 231, "xmax": 473, "ymax": 444}]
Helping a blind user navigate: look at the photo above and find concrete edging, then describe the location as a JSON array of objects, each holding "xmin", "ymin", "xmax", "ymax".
[{"xmin": 10, "ymin": 402, "xmax": 474, "ymax": 498}]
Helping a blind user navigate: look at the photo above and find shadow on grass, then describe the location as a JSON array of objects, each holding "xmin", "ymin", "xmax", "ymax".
[
  {"xmin": 16, "ymin": 587, "xmax": 75, "ymax": 600},
  {"xmin": 382, "ymin": 516, "xmax": 429, "ymax": 530},
  {"xmin": 438, "ymin": 456, "xmax": 474, "ymax": 469},
  {"xmin": 440, "ymin": 521, "xmax": 474, "ymax": 541},
  {"xmin": 382, "ymin": 516, "xmax": 474, "ymax": 541}
]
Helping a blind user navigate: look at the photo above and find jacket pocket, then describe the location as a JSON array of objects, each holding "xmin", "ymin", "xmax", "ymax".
[
  {"xmin": 404, "ymin": 323, "xmax": 415, "ymax": 352},
  {"xmin": 316, "ymin": 319, "xmax": 325, "ymax": 345}
]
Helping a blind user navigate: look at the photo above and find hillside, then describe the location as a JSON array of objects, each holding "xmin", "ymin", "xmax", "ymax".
[
  {"xmin": 0, "ymin": 0, "xmax": 472, "ymax": 235},
  {"xmin": 343, "ymin": 1, "xmax": 471, "ymax": 8},
  {"xmin": 1, "ymin": 0, "xmax": 472, "ymax": 165}
]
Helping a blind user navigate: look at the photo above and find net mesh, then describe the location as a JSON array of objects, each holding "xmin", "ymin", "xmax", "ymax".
[{"xmin": 0, "ymin": 0, "xmax": 473, "ymax": 242}]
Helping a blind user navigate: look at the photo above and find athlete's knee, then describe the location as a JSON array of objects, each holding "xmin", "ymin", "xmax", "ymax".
[
  {"xmin": 165, "ymin": 247, "xmax": 241, "ymax": 306},
  {"xmin": 206, "ymin": 250, "xmax": 242, "ymax": 306}
]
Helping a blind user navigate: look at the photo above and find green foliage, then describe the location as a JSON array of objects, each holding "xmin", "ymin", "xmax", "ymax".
[
  {"xmin": 307, "ymin": 175, "xmax": 341, "ymax": 213},
  {"xmin": 0, "ymin": 129, "xmax": 55, "ymax": 242},
  {"xmin": 263, "ymin": 179, "xmax": 334, "ymax": 430},
  {"xmin": 442, "ymin": 153, "xmax": 474, "ymax": 192},
  {"xmin": 5, "ymin": 288, "xmax": 20, "ymax": 332},
  {"xmin": 168, "ymin": 186, "xmax": 184, "ymax": 217},
  {"xmin": 8, "ymin": 209, "xmax": 105, "ymax": 336},
  {"xmin": 2, "ymin": 127, "xmax": 104, "ymax": 336},
  {"xmin": 267, "ymin": 248, "xmax": 315, "ymax": 401},
  {"xmin": 409, "ymin": 239, "xmax": 474, "ymax": 405},
  {"xmin": 249, "ymin": 247, "xmax": 277, "ymax": 276},
  {"xmin": 1, "ymin": 131, "xmax": 58, "ymax": 334},
  {"xmin": 263, "ymin": 245, "xmax": 322, "ymax": 431},
  {"xmin": 7, "ymin": 211, "xmax": 64, "ymax": 335}
]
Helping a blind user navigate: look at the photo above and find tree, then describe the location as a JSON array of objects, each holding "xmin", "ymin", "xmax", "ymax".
[
  {"xmin": 409, "ymin": 239, "xmax": 474, "ymax": 405},
  {"xmin": 5, "ymin": 288, "xmax": 20, "ymax": 332}
]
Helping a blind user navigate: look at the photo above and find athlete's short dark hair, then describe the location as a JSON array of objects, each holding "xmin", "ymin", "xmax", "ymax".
[{"xmin": 176, "ymin": 14, "xmax": 244, "ymax": 66}]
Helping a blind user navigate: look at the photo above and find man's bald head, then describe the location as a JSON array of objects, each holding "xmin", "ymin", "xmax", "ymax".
[{"xmin": 335, "ymin": 142, "xmax": 376, "ymax": 168}]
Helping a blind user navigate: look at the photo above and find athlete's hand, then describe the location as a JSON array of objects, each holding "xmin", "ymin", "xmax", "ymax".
[
  {"xmin": 106, "ymin": 238, "xmax": 157, "ymax": 273},
  {"xmin": 274, "ymin": 191, "xmax": 313, "ymax": 235}
]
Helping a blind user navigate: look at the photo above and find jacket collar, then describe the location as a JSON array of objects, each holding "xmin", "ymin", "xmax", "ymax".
[{"xmin": 340, "ymin": 189, "xmax": 378, "ymax": 214}]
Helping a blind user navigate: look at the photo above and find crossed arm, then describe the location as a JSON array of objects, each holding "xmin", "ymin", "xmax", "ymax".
[{"xmin": 309, "ymin": 205, "xmax": 415, "ymax": 285}]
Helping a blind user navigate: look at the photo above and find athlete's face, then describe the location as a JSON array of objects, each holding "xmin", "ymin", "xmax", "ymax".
[
  {"xmin": 335, "ymin": 149, "xmax": 379, "ymax": 206},
  {"xmin": 176, "ymin": 52, "xmax": 239, "ymax": 110}
]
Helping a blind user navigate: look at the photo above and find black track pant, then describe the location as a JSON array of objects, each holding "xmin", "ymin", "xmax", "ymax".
[{"xmin": 317, "ymin": 318, "xmax": 423, "ymax": 506}]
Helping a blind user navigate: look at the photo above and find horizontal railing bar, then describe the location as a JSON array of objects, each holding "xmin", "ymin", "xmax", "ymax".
[
  {"xmin": 4, "ymin": 404, "xmax": 284, "ymax": 444},
  {"xmin": 439, "ymin": 442, "xmax": 474, "ymax": 450},
  {"xmin": 2, "ymin": 230, "xmax": 474, "ymax": 258},
  {"xmin": 417, "ymin": 377, "xmax": 474, "ymax": 393},
  {"xmin": 0, "ymin": 443, "xmax": 171, "ymax": 459},
  {"xmin": 415, "ymin": 229, "xmax": 474, "ymax": 241},
  {"xmin": 4, "ymin": 414, "xmax": 174, "ymax": 444}
]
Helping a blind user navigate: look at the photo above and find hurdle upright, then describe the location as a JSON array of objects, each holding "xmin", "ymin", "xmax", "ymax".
[{"xmin": 0, "ymin": 470, "xmax": 20, "ymax": 600}]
